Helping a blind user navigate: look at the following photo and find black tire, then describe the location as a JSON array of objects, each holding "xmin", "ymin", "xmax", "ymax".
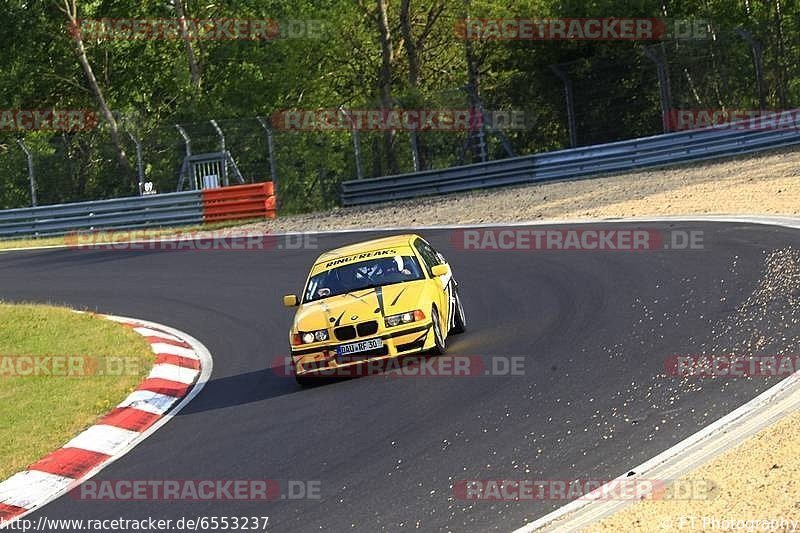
[
  {"xmin": 296, "ymin": 373, "xmax": 330, "ymax": 387},
  {"xmin": 295, "ymin": 375, "xmax": 314, "ymax": 388},
  {"xmin": 429, "ymin": 307, "xmax": 447, "ymax": 355},
  {"xmin": 451, "ymin": 287, "xmax": 466, "ymax": 334}
]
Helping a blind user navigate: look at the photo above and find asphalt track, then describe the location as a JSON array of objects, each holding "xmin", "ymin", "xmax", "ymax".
[{"xmin": 2, "ymin": 221, "xmax": 800, "ymax": 532}]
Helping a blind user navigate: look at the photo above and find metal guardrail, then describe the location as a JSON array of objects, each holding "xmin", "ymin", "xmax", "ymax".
[
  {"xmin": 0, "ymin": 191, "xmax": 203, "ymax": 239},
  {"xmin": 340, "ymin": 120, "xmax": 800, "ymax": 206}
]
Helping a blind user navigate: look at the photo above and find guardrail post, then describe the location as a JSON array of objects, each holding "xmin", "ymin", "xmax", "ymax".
[
  {"xmin": 209, "ymin": 120, "xmax": 229, "ymax": 186},
  {"xmin": 256, "ymin": 116, "xmax": 280, "ymax": 211},
  {"xmin": 735, "ymin": 29, "xmax": 766, "ymax": 111},
  {"xmin": 16, "ymin": 139, "xmax": 37, "ymax": 207},
  {"xmin": 550, "ymin": 65, "xmax": 578, "ymax": 147},
  {"xmin": 644, "ymin": 46, "xmax": 673, "ymax": 133}
]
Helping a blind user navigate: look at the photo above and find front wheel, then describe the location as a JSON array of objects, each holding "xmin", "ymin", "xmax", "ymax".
[
  {"xmin": 451, "ymin": 287, "xmax": 466, "ymax": 334},
  {"xmin": 429, "ymin": 307, "xmax": 447, "ymax": 355},
  {"xmin": 295, "ymin": 375, "xmax": 314, "ymax": 388}
]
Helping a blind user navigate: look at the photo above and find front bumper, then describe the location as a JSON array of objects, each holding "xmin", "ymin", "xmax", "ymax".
[{"xmin": 290, "ymin": 322, "xmax": 433, "ymax": 377}]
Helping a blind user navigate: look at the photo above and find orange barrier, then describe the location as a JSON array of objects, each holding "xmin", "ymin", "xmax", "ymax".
[{"xmin": 201, "ymin": 182, "xmax": 276, "ymax": 222}]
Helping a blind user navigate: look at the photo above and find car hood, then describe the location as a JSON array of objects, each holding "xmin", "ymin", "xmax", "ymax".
[{"xmin": 294, "ymin": 280, "xmax": 428, "ymax": 332}]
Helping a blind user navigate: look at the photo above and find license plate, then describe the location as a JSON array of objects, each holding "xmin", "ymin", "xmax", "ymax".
[{"xmin": 336, "ymin": 338, "xmax": 383, "ymax": 359}]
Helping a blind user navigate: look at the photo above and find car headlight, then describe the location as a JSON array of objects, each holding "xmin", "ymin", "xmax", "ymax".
[
  {"xmin": 385, "ymin": 310, "xmax": 425, "ymax": 328},
  {"xmin": 300, "ymin": 329, "xmax": 328, "ymax": 344}
]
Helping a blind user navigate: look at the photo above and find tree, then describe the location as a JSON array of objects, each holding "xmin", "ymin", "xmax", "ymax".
[
  {"xmin": 376, "ymin": 0, "xmax": 398, "ymax": 174},
  {"xmin": 399, "ymin": 0, "xmax": 446, "ymax": 170},
  {"xmin": 171, "ymin": 0, "xmax": 203, "ymax": 91},
  {"xmin": 59, "ymin": 0, "xmax": 136, "ymax": 189}
]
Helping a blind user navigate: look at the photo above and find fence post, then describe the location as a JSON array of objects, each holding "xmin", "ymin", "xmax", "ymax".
[
  {"xmin": 550, "ymin": 64, "xmax": 578, "ymax": 147},
  {"xmin": 125, "ymin": 130, "xmax": 145, "ymax": 196},
  {"xmin": 176, "ymin": 125, "xmax": 192, "ymax": 157},
  {"xmin": 395, "ymin": 98, "xmax": 420, "ymax": 172},
  {"xmin": 465, "ymin": 86, "xmax": 516, "ymax": 159},
  {"xmin": 644, "ymin": 46, "xmax": 673, "ymax": 133},
  {"xmin": 735, "ymin": 29, "xmax": 766, "ymax": 110},
  {"xmin": 175, "ymin": 125, "xmax": 193, "ymax": 190},
  {"xmin": 461, "ymin": 83, "xmax": 488, "ymax": 162},
  {"xmin": 209, "ymin": 120, "xmax": 229, "ymax": 186},
  {"xmin": 409, "ymin": 130, "xmax": 420, "ymax": 172},
  {"xmin": 16, "ymin": 139, "xmax": 37, "ymax": 207},
  {"xmin": 338, "ymin": 106, "xmax": 363, "ymax": 179},
  {"xmin": 256, "ymin": 116, "xmax": 279, "ymax": 211}
]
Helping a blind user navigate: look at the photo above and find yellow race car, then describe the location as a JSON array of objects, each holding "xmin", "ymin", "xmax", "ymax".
[{"xmin": 283, "ymin": 234, "xmax": 466, "ymax": 386}]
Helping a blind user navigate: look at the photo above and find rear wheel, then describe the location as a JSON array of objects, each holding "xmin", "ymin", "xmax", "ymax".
[{"xmin": 430, "ymin": 307, "xmax": 446, "ymax": 355}]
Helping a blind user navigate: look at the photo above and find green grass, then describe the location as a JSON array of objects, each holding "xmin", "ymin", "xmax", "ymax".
[
  {"xmin": 0, "ymin": 303, "xmax": 153, "ymax": 480},
  {"xmin": 0, "ymin": 219, "xmax": 264, "ymax": 251}
]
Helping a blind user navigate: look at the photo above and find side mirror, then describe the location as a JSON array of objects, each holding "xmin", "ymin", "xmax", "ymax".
[
  {"xmin": 431, "ymin": 264, "xmax": 450, "ymax": 277},
  {"xmin": 283, "ymin": 294, "xmax": 299, "ymax": 307}
]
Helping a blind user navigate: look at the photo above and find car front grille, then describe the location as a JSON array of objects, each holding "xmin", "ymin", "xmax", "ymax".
[
  {"xmin": 334, "ymin": 325, "xmax": 357, "ymax": 341},
  {"xmin": 335, "ymin": 320, "xmax": 380, "ymax": 341},
  {"xmin": 356, "ymin": 321, "xmax": 379, "ymax": 337}
]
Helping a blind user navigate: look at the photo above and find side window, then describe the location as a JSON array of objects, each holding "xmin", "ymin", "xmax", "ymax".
[{"xmin": 414, "ymin": 238, "xmax": 441, "ymax": 276}]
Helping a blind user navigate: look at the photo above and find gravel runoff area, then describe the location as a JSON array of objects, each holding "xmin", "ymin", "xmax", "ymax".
[
  {"xmin": 238, "ymin": 147, "xmax": 800, "ymax": 233},
  {"xmin": 585, "ymin": 410, "xmax": 800, "ymax": 532},
  {"xmin": 230, "ymin": 147, "xmax": 799, "ymax": 531}
]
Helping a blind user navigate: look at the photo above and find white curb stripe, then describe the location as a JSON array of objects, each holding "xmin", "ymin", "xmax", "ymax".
[
  {"xmin": 63, "ymin": 425, "xmax": 141, "ymax": 456},
  {"xmin": 133, "ymin": 327, "xmax": 182, "ymax": 342},
  {"xmin": 147, "ymin": 364, "xmax": 199, "ymax": 385},
  {"xmin": 102, "ymin": 316, "xmax": 139, "ymax": 324},
  {"xmin": 117, "ymin": 390, "xmax": 180, "ymax": 415},
  {"xmin": 150, "ymin": 342, "xmax": 198, "ymax": 359},
  {"xmin": 0, "ymin": 471, "xmax": 74, "ymax": 509}
]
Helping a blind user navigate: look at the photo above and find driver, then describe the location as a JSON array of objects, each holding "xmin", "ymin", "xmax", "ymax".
[
  {"xmin": 355, "ymin": 262, "xmax": 379, "ymax": 280},
  {"xmin": 381, "ymin": 256, "xmax": 413, "ymax": 276},
  {"xmin": 379, "ymin": 257, "xmax": 398, "ymax": 275}
]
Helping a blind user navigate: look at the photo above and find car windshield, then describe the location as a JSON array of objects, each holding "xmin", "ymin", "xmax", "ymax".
[{"xmin": 303, "ymin": 255, "xmax": 424, "ymax": 303}]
